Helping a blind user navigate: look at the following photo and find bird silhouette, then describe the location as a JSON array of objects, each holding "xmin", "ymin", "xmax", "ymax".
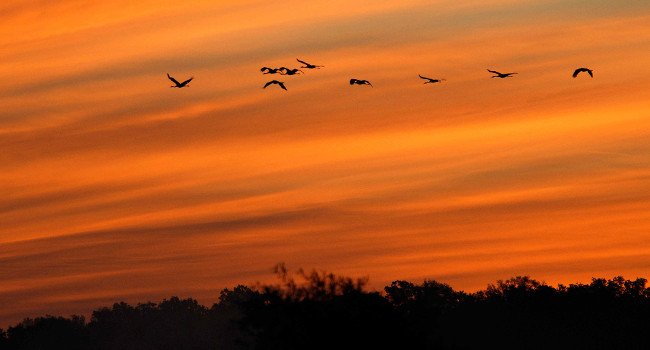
[
  {"xmin": 487, "ymin": 69, "xmax": 517, "ymax": 78},
  {"xmin": 418, "ymin": 74, "xmax": 446, "ymax": 84},
  {"xmin": 573, "ymin": 67, "xmax": 593, "ymax": 78},
  {"xmin": 263, "ymin": 80, "xmax": 287, "ymax": 90},
  {"xmin": 350, "ymin": 78, "xmax": 373, "ymax": 87},
  {"xmin": 279, "ymin": 67, "xmax": 304, "ymax": 76},
  {"xmin": 261, "ymin": 67, "xmax": 282, "ymax": 74},
  {"xmin": 167, "ymin": 73, "xmax": 193, "ymax": 88},
  {"xmin": 297, "ymin": 58, "xmax": 324, "ymax": 69}
]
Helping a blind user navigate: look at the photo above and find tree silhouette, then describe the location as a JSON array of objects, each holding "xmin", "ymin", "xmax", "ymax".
[
  {"xmin": 4, "ymin": 272, "xmax": 650, "ymax": 349},
  {"xmin": 0, "ymin": 328, "xmax": 8, "ymax": 348},
  {"xmin": 4, "ymin": 315, "xmax": 87, "ymax": 350}
]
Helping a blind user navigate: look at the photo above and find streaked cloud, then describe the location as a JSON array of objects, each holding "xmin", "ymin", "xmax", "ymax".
[{"xmin": 1, "ymin": 0, "xmax": 650, "ymax": 326}]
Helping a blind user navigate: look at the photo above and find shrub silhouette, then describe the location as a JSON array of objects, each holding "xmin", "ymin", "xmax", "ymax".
[{"xmin": 3, "ymin": 270, "xmax": 650, "ymax": 350}]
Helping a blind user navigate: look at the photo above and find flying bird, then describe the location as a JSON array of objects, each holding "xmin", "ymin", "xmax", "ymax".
[
  {"xmin": 350, "ymin": 78, "xmax": 373, "ymax": 87},
  {"xmin": 487, "ymin": 69, "xmax": 518, "ymax": 78},
  {"xmin": 261, "ymin": 67, "xmax": 282, "ymax": 74},
  {"xmin": 263, "ymin": 80, "xmax": 287, "ymax": 90},
  {"xmin": 279, "ymin": 67, "xmax": 304, "ymax": 75},
  {"xmin": 418, "ymin": 74, "xmax": 446, "ymax": 84},
  {"xmin": 573, "ymin": 67, "xmax": 593, "ymax": 78},
  {"xmin": 297, "ymin": 58, "xmax": 323, "ymax": 69},
  {"xmin": 167, "ymin": 73, "xmax": 193, "ymax": 88}
]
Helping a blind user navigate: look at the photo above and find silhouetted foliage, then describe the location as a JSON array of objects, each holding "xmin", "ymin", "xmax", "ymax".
[
  {"xmin": 3, "ymin": 270, "xmax": 650, "ymax": 350},
  {"xmin": 4, "ymin": 315, "xmax": 87, "ymax": 350},
  {"xmin": 0, "ymin": 329, "xmax": 8, "ymax": 348},
  {"xmin": 88, "ymin": 297, "xmax": 212, "ymax": 350}
]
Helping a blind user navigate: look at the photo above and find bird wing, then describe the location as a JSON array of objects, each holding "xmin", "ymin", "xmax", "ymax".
[
  {"xmin": 263, "ymin": 81, "xmax": 274, "ymax": 88},
  {"xmin": 418, "ymin": 74, "xmax": 432, "ymax": 81},
  {"xmin": 587, "ymin": 69, "xmax": 593, "ymax": 77},
  {"xmin": 506, "ymin": 72, "xmax": 518, "ymax": 75},
  {"xmin": 167, "ymin": 73, "xmax": 181, "ymax": 85},
  {"xmin": 487, "ymin": 69, "xmax": 500, "ymax": 74},
  {"xmin": 572, "ymin": 69, "xmax": 580, "ymax": 78},
  {"xmin": 181, "ymin": 77, "xmax": 193, "ymax": 86},
  {"xmin": 278, "ymin": 82, "xmax": 287, "ymax": 90},
  {"xmin": 296, "ymin": 58, "xmax": 309, "ymax": 65}
]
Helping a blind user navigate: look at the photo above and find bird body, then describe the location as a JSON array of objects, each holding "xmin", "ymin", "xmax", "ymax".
[
  {"xmin": 418, "ymin": 74, "xmax": 446, "ymax": 84},
  {"xmin": 279, "ymin": 67, "xmax": 304, "ymax": 75},
  {"xmin": 350, "ymin": 78, "xmax": 373, "ymax": 87},
  {"xmin": 573, "ymin": 67, "xmax": 593, "ymax": 78},
  {"xmin": 263, "ymin": 80, "xmax": 287, "ymax": 90},
  {"xmin": 297, "ymin": 58, "xmax": 323, "ymax": 69},
  {"xmin": 167, "ymin": 73, "xmax": 193, "ymax": 88},
  {"xmin": 261, "ymin": 67, "xmax": 282, "ymax": 74},
  {"xmin": 487, "ymin": 69, "xmax": 517, "ymax": 78}
]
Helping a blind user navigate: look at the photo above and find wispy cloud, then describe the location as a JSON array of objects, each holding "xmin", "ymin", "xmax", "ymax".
[{"xmin": 2, "ymin": 0, "xmax": 650, "ymax": 327}]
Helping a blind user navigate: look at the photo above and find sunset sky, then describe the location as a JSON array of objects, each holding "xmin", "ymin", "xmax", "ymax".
[{"xmin": 2, "ymin": 0, "xmax": 650, "ymax": 326}]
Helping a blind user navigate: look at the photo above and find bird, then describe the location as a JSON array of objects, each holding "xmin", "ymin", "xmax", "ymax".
[
  {"xmin": 297, "ymin": 58, "xmax": 323, "ymax": 69},
  {"xmin": 261, "ymin": 67, "xmax": 282, "ymax": 74},
  {"xmin": 263, "ymin": 80, "xmax": 287, "ymax": 90},
  {"xmin": 167, "ymin": 73, "xmax": 193, "ymax": 88},
  {"xmin": 279, "ymin": 67, "xmax": 303, "ymax": 76},
  {"xmin": 418, "ymin": 74, "xmax": 446, "ymax": 84},
  {"xmin": 573, "ymin": 67, "xmax": 593, "ymax": 78},
  {"xmin": 350, "ymin": 78, "xmax": 373, "ymax": 87},
  {"xmin": 487, "ymin": 69, "xmax": 518, "ymax": 78}
]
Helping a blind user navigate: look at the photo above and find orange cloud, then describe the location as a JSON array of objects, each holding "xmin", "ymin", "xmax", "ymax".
[{"xmin": 2, "ymin": 0, "xmax": 650, "ymax": 327}]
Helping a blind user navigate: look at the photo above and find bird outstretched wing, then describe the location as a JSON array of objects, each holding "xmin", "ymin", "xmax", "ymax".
[
  {"xmin": 297, "ymin": 58, "xmax": 309, "ymax": 65},
  {"xmin": 181, "ymin": 77, "xmax": 193, "ymax": 86},
  {"xmin": 587, "ymin": 70, "xmax": 593, "ymax": 77},
  {"xmin": 167, "ymin": 73, "xmax": 181, "ymax": 85},
  {"xmin": 263, "ymin": 81, "xmax": 274, "ymax": 88},
  {"xmin": 419, "ymin": 74, "xmax": 432, "ymax": 80},
  {"xmin": 487, "ymin": 69, "xmax": 500, "ymax": 75},
  {"xmin": 278, "ymin": 82, "xmax": 287, "ymax": 90}
]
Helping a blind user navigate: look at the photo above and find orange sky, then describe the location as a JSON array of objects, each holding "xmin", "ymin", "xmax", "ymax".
[{"xmin": 2, "ymin": 0, "xmax": 650, "ymax": 326}]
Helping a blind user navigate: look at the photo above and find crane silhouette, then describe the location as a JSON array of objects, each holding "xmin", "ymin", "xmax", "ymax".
[
  {"xmin": 261, "ymin": 67, "xmax": 282, "ymax": 74},
  {"xmin": 350, "ymin": 79, "xmax": 373, "ymax": 87},
  {"xmin": 167, "ymin": 73, "xmax": 193, "ymax": 88},
  {"xmin": 573, "ymin": 67, "xmax": 593, "ymax": 78},
  {"xmin": 279, "ymin": 67, "xmax": 304, "ymax": 76},
  {"xmin": 418, "ymin": 74, "xmax": 446, "ymax": 84},
  {"xmin": 263, "ymin": 80, "xmax": 287, "ymax": 90},
  {"xmin": 297, "ymin": 58, "xmax": 324, "ymax": 69},
  {"xmin": 487, "ymin": 69, "xmax": 517, "ymax": 78}
]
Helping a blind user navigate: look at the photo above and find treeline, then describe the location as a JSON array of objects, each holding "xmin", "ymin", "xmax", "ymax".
[{"xmin": 2, "ymin": 265, "xmax": 650, "ymax": 349}]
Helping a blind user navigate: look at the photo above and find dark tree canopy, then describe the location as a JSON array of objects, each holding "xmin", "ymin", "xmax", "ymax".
[{"xmin": 2, "ymin": 270, "xmax": 650, "ymax": 350}]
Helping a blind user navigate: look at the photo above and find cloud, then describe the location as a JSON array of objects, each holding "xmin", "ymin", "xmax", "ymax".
[{"xmin": 2, "ymin": 0, "xmax": 650, "ymax": 328}]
